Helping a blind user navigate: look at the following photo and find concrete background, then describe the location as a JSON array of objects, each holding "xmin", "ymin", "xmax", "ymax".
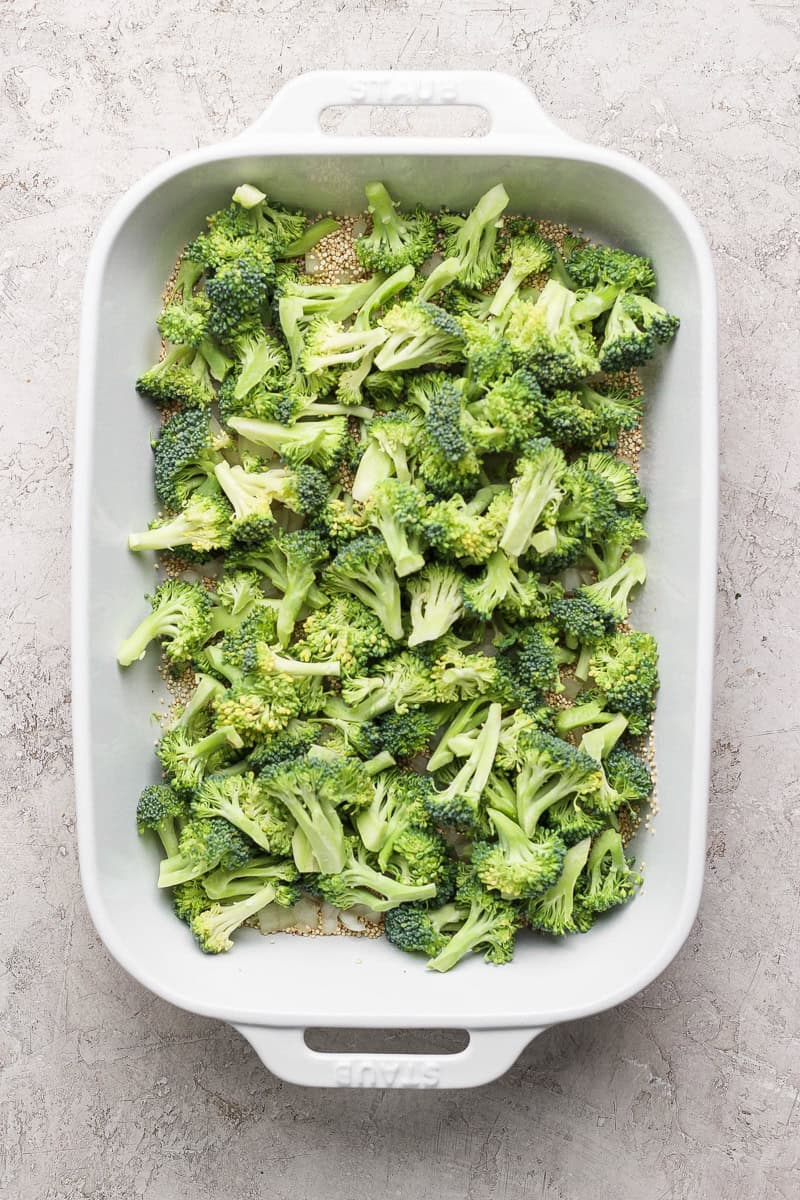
[{"xmin": 2, "ymin": 1, "xmax": 799, "ymax": 1196}]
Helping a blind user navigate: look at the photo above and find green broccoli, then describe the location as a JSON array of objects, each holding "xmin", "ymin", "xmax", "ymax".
[
  {"xmin": 157, "ymin": 725, "xmax": 244, "ymax": 790},
  {"xmin": 426, "ymin": 867, "xmax": 519, "ymax": 972},
  {"xmin": 324, "ymin": 534, "xmax": 404, "ymax": 641},
  {"xmin": 313, "ymin": 839, "xmax": 437, "ymax": 912},
  {"xmin": 577, "ymin": 828, "xmax": 642, "ymax": 915},
  {"xmin": 295, "ymin": 596, "xmax": 394, "ymax": 677},
  {"xmin": 514, "ymin": 730, "xmax": 602, "ymax": 837},
  {"xmin": 152, "ymin": 409, "xmax": 228, "ymax": 513},
  {"xmin": 506, "ymin": 279, "xmax": 599, "ymax": 387},
  {"xmin": 406, "ymin": 564, "xmax": 466, "ymax": 647},
  {"xmin": 375, "ymin": 302, "xmax": 465, "ymax": 373},
  {"xmin": 136, "ymin": 784, "xmax": 190, "ymax": 857},
  {"xmin": 489, "ymin": 231, "xmax": 555, "ymax": 315},
  {"xmin": 528, "ymin": 837, "xmax": 593, "ymax": 935},
  {"xmin": 425, "ymin": 702, "xmax": 502, "ymax": 832},
  {"xmin": 384, "ymin": 901, "xmax": 465, "ymax": 958},
  {"xmin": 439, "ymin": 184, "xmax": 509, "ymax": 288},
  {"xmin": 362, "ymin": 479, "xmax": 428, "ymax": 578},
  {"xmin": 472, "ymin": 808, "xmax": 566, "ymax": 900},
  {"xmin": 599, "ymin": 291, "xmax": 680, "ymax": 371},
  {"xmin": 157, "ymin": 817, "xmax": 253, "ymax": 889},
  {"xmin": 228, "ymin": 414, "xmax": 348, "ymax": 470},
  {"xmin": 356, "ymin": 182, "xmax": 436, "ymax": 272},
  {"xmin": 128, "ymin": 489, "xmax": 232, "ymax": 555},
  {"xmin": 498, "ymin": 439, "xmax": 566, "ymax": 559},
  {"xmin": 117, "ymin": 579, "xmax": 213, "ymax": 667}
]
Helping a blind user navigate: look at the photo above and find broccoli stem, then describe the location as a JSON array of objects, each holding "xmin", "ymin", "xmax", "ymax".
[
  {"xmin": 172, "ymin": 673, "xmax": 225, "ymax": 731},
  {"xmin": 580, "ymin": 713, "xmax": 628, "ymax": 761},
  {"xmin": 352, "ymin": 442, "xmax": 394, "ymax": 502},
  {"xmin": 426, "ymin": 905, "xmax": 499, "ymax": 973},
  {"xmin": 365, "ymin": 181, "xmax": 406, "ymax": 253},
  {"xmin": 282, "ymin": 217, "xmax": 340, "ymax": 258},
  {"xmin": 117, "ymin": 604, "xmax": 181, "ymax": 666}
]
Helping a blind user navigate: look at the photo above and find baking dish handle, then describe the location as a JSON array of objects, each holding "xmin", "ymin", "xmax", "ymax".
[
  {"xmin": 239, "ymin": 70, "xmax": 569, "ymax": 142},
  {"xmin": 234, "ymin": 1024, "xmax": 543, "ymax": 1089}
]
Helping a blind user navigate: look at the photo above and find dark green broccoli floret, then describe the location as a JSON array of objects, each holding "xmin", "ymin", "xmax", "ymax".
[
  {"xmin": 495, "ymin": 626, "xmax": 567, "ymax": 711},
  {"xmin": 423, "ymin": 487, "xmax": 508, "ymax": 562},
  {"xmin": 152, "ymin": 409, "xmax": 228, "ymax": 513},
  {"xmin": 426, "ymin": 867, "xmax": 519, "ymax": 972},
  {"xmin": 605, "ymin": 745, "xmax": 653, "ymax": 805},
  {"xmin": 364, "ymin": 710, "xmax": 437, "ymax": 761},
  {"xmin": 528, "ymin": 836, "xmax": 593, "ymax": 935},
  {"xmin": 568, "ymin": 245, "xmax": 656, "ymax": 321},
  {"xmin": 384, "ymin": 901, "xmax": 465, "ymax": 957},
  {"xmin": 439, "ymin": 184, "xmax": 509, "ymax": 289},
  {"xmin": 136, "ymin": 783, "xmax": 190, "ymax": 857},
  {"xmin": 464, "ymin": 369, "xmax": 544, "ymax": 451},
  {"xmin": 599, "ymin": 291, "xmax": 679, "ymax": 371},
  {"xmin": 136, "ymin": 341, "xmax": 219, "ymax": 410},
  {"xmin": 205, "ymin": 254, "xmax": 275, "ymax": 342},
  {"xmin": 356, "ymin": 182, "xmax": 436, "ymax": 272},
  {"xmin": 324, "ymin": 534, "xmax": 404, "ymax": 641},
  {"xmin": 117, "ymin": 579, "xmax": 213, "ymax": 668},
  {"xmin": 172, "ymin": 878, "xmax": 212, "ymax": 924},
  {"xmin": 472, "ymin": 808, "xmax": 566, "ymax": 900}
]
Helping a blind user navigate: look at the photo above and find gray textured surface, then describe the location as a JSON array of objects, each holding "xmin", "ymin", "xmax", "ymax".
[{"xmin": 2, "ymin": 1, "xmax": 799, "ymax": 1196}]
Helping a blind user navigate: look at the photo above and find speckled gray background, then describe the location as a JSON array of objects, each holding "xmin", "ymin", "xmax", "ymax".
[{"xmin": 2, "ymin": 1, "xmax": 799, "ymax": 1197}]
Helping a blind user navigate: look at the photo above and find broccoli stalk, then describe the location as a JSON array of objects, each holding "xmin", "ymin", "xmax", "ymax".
[
  {"xmin": 426, "ymin": 870, "xmax": 518, "ymax": 972},
  {"xmin": 407, "ymin": 565, "xmax": 466, "ymax": 647},
  {"xmin": 136, "ymin": 784, "xmax": 188, "ymax": 857},
  {"xmin": 117, "ymin": 579, "xmax": 212, "ymax": 667},
  {"xmin": 314, "ymin": 842, "xmax": 437, "ymax": 912}
]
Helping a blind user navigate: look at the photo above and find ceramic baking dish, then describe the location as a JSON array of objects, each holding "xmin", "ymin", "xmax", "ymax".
[{"xmin": 73, "ymin": 70, "xmax": 717, "ymax": 1089}]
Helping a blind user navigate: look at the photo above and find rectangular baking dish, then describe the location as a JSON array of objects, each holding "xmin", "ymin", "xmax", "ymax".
[{"xmin": 73, "ymin": 70, "xmax": 717, "ymax": 1089}]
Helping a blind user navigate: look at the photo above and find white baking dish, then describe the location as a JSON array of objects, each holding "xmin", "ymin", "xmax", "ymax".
[{"xmin": 73, "ymin": 70, "xmax": 717, "ymax": 1089}]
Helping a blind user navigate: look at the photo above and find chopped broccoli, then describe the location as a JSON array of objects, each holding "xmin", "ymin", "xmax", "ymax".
[
  {"xmin": 136, "ymin": 783, "xmax": 189, "ymax": 857},
  {"xmin": 356, "ymin": 182, "xmax": 436, "ymax": 272},
  {"xmin": 527, "ymin": 836, "xmax": 593, "ymax": 935},
  {"xmin": 324, "ymin": 534, "xmax": 404, "ymax": 641},
  {"xmin": 384, "ymin": 901, "xmax": 465, "ymax": 957},
  {"xmin": 157, "ymin": 816, "xmax": 253, "ymax": 889},
  {"xmin": 117, "ymin": 579, "xmax": 212, "ymax": 667},
  {"xmin": 472, "ymin": 808, "xmax": 566, "ymax": 900},
  {"xmin": 228, "ymin": 415, "xmax": 348, "ymax": 470},
  {"xmin": 439, "ymin": 184, "xmax": 509, "ymax": 289},
  {"xmin": 426, "ymin": 867, "xmax": 519, "ymax": 972},
  {"xmin": 506, "ymin": 279, "xmax": 599, "ymax": 387},
  {"xmin": 599, "ymin": 291, "xmax": 679, "ymax": 371},
  {"xmin": 128, "ymin": 489, "xmax": 232, "ymax": 555},
  {"xmin": 577, "ymin": 828, "xmax": 642, "ymax": 915}
]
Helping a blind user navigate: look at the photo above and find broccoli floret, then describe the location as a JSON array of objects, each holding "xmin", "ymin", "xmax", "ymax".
[
  {"xmin": 542, "ymin": 796, "xmax": 607, "ymax": 846},
  {"xmin": 375, "ymin": 301, "xmax": 465, "ymax": 373},
  {"xmin": 201, "ymin": 853, "xmax": 299, "ymax": 901},
  {"xmin": 599, "ymin": 292, "xmax": 680, "ymax": 371},
  {"xmin": 128, "ymin": 489, "xmax": 232, "ymax": 555},
  {"xmin": 228, "ymin": 414, "xmax": 348, "ymax": 470},
  {"xmin": 583, "ymin": 452, "xmax": 647, "ymax": 515},
  {"xmin": 247, "ymin": 725, "xmax": 317, "ymax": 774},
  {"xmin": 605, "ymin": 745, "xmax": 653, "ymax": 805},
  {"xmin": 117, "ymin": 579, "xmax": 213, "ymax": 667},
  {"xmin": 352, "ymin": 411, "xmax": 423, "ymax": 499},
  {"xmin": 384, "ymin": 824, "xmax": 450, "ymax": 889},
  {"xmin": 579, "ymin": 553, "xmax": 647, "ymax": 626},
  {"xmin": 230, "ymin": 328, "xmax": 289, "ymax": 400},
  {"xmin": 568, "ymin": 246, "xmax": 656, "ymax": 322},
  {"xmin": 170, "ymin": 672, "xmax": 227, "ymax": 738},
  {"xmin": 423, "ymin": 487, "xmax": 508, "ymax": 562},
  {"xmin": 456, "ymin": 313, "xmax": 515, "ymax": 389},
  {"xmin": 172, "ymin": 878, "xmax": 212, "ymax": 924},
  {"xmin": 259, "ymin": 756, "xmax": 369, "ymax": 874},
  {"xmin": 300, "ymin": 317, "xmax": 387, "ymax": 375},
  {"xmin": 426, "ymin": 867, "xmax": 519, "ymax": 972},
  {"xmin": 157, "ymin": 725, "xmax": 244, "ymax": 790},
  {"xmin": 406, "ymin": 564, "xmax": 466, "ymax": 647},
  {"xmin": 354, "ymin": 769, "xmax": 433, "ymax": 858},
  {"xmin": 136, "ymin": 783, "xmax": 189, "ymax": 857},
  {"xmin": 498, "ymin": 438, "xmax": 566, "ymax": 559},
  {"xmin": 364, "ymin": 711, "xmax": 437, "ymax": 761},
  {"xmin": 514, "ymin": 730, "xmax": 602, "ymax": 837},
  {"xmin": 158, "ymin": 816, "xmax": 253, "ymax": 888},
  {"xmin": 577, "ymin": 828, "xmax": 642, "ymax": 915},
  {"xmin": 506, "ymin": 280, "xmax": 599, "ymax": 387},
  {"xmin": 192, "ymin": 772, "xmax": 297, "ymax": 853},
  {"xmin": 462, "ymin": 550, "xmax": 549, "ymax": 622},
  {"xmin": 588, "ymin": 630, "xmax": 659, "ymax": 734},
  {"xmin": 426, "ymin": 698, "xmax": 494, "ymax": 771},
  {"xmin": 279, "ymin": 273, "xmax": 389, "ymax": 325},
  {"xmin": 214, "ymin": 461, "xmax": 329, "ymax": 545},
  {"xmin": 238, "ymin": 529, "xmax": 329, "ymax": 647},
  {"xmin": 430, "ymin": 647, "xmax": 505, "ymax": 704},
  {"xmin": 295, "ymin": 596, "xmax": 393, "ymax": 677},
  {"xmin": 313, "ymin": 839, "xmax": 436, "ymax": 912},
  {"xmin": 205, "ymin": 253, "xmax": 275, "ymax": 342},
  {"xmin": 324, "ymin": 534, "xmax": 404, "ymax": 641},
  {"xmin": 361, "ymin": 478, "xmax": 427, "ymax": 579},
  {"xmin": 356, "ymin": 181, "xmax": 436, "ymax": 272},
  {"xmin": 583, "ymin": 512, "xmax": 647, "ymax": 579},
  {"xmin": 152, "ymin": 409, "xmax": 227, "ymax": 513},
  {"xmin": 425, "ymin": 703, "xmax": 501, "ymax": 832},
  {"xmin": 336, "ymin": 652, "xmax": 436, "ymax": 722},
  {"xmin": 472, "ymin": 808, "xmax": 566, "ymax": 900},
  {"xmin": 550, "ymin": 592, "xmax": 617, "ymax": 679},
  {"xmin": 136, "ymin": 331, "xmax": 224, "ymax": 409},
  {"xmin": 191, "ymin": 871, "xmax": 301, "ymax": 954},
  {"xmin": 439, "ymin": 184, "xmax": 509, "ymax": 289},
  {"xmin": 527, "ymin": 836, "xmax": 592, "ymax": 935},
  {"xmin": 230, "ymin": 184, "xmax": 307, "ymax": 251},
  {"xmin": 384, "ymin": 901, "xmax": 465, "ymax": 957},
  {"xmin": 489, "ymin": 232, "xmax": 555, "ymax": 315},
  {"xmin": 548, "ymin": 460, "xmax": 618, "ymax": 544},
  {"xmin": 211, "ymin": 670, "xmax": 304, "ymax": 743},
  {"xmin": 495, "ymin": 626, "xmax": 566, "ymax": 711},
  {"xmin": 464, "ymin": 369, "xmax": 544, "ymax": 451}
]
